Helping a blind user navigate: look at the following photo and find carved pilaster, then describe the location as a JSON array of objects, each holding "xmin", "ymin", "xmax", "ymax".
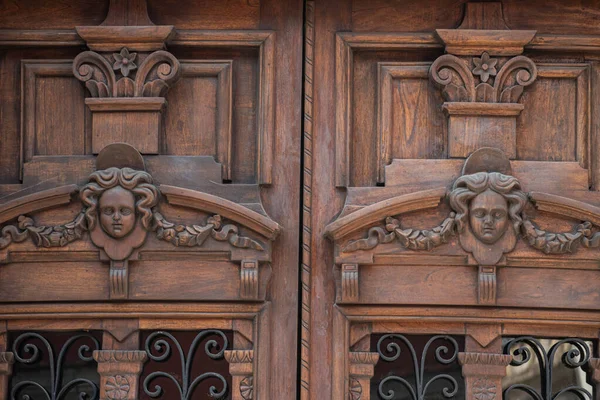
[
  {"xmin": 459, "ymin": 352, "xmax": 511, "ymax": 400},
  {"xmin": 349, "ymin": 351, "xmax": 379, "ymax": 400},
  {"xmin": 93, "ymin": 350, "xmax": 147, "ymax": 400},
  {"xmin": 0, "ymin": 352, "xmax": 14, "ymax": 400},
  {"xmin": 224, "ymin": 350, "xmax": 254, "ymax": 400},
  {"xmin": 240, "ymin": 260, "xmax": 259, "ymax": 300},
  {"xmin": 478, "ymin": 266, "xmax": 497, "ymax": 305},
  {"xmin": 341, "ymin": 263, "xmax": 359, "ymax": 303}
]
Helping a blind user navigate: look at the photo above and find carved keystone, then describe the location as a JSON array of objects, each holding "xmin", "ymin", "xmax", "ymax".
[
  {"xmin": 459, "ymin": 352, "xmax": 511, "ymax": 400},
  {"xmin": 224, "ymin": 350, "xmax": 254, "ymax": 400},
  {"xmin": 349, "ymin": 351, "xmax": 379, "ymax": 400},
  {"xmin": 93, "ymin": 350, "xmax": 147, "ymax": 400}
]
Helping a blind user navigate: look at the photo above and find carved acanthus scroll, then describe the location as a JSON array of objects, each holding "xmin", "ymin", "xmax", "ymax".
[
  {"xmin": 73, "ymin": 48, "xmax": 181, "ymax": 98},
  {"xmin": 429, "ymin": 52, "xmax": 537, "ymax": 104}
]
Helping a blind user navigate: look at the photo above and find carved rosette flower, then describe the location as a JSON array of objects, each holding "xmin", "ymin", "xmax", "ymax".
[
  {"xmin": 473, "ymin": 378, "xmax": 497, "ymax": 400},
  {"xmin": 348, "ymin": 378, "xmax": 362, "ymax": 400},
  {"xmin": 240, "ymin": 376, "xmax": 253, "ymax": 400},
  {"xmin": 112, "ymin": 48, "xmax": 137, "ymax": 77},
  {"xmin": 472, "ymin": 52, "xmax": 498, "ymax": 83},
  {"xmin": 105, "ymin": 375, "xmax": 131, "ymax": 400}
]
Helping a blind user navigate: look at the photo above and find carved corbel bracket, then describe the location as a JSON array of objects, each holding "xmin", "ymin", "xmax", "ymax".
[
  {"xmin": 348, "ymin": 351, "xmax": 379, "ymax": 400},
  {"xmin": 93, "ymin": 350, "xmax": 148, "ymax": 400},
  {"xmin": 341, "ymin": 263, "xmax": 359, "ymax": 303},
  {"xmin": 459, "ymin": 352, "xmax": 512, "ymax": 400},
  {"xmin": 478, "ymin": 266, "xmax": 497, "ymax": 305},
  {"xmin": 241, "ymin": 260, "xmax": 259, "ymax": 300},
  {"xmin": 224, "ymin": 350, "xmax": 254, "ymax": 400}
]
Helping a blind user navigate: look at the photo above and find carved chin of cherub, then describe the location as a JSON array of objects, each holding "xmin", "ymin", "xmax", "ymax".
[
  {"xmin": 468, "ymin": 189, "xmax": 509, "ymax": 245},
  {"xmin": 99, "ymin": 186, "xmax": 136, "ymax": 239}
]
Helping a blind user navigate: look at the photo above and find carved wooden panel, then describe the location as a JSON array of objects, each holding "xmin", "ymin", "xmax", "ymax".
[{"xmin": 21, "ymin": 60, "xmax": 89, "ymax": 166}]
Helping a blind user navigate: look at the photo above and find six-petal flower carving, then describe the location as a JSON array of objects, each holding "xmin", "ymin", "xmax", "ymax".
[
  {"xmin": 112, "ymin": 48, "xmax": 137, "ymax": 77},
  {"xmin": 472, "ymin": 52, "xmax": 498, "ymax": 83}
]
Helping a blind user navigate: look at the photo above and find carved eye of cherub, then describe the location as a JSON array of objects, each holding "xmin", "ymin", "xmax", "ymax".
[{"xmin": 98, "ymin": 186, "xmax": 136, "ymax": 239}]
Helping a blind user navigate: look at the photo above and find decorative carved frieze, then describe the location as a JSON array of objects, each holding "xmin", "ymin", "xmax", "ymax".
[
  {"xmin": 337, "ymin": 149, "xmax": 600, "ymax": 265},
  {"xmin": 0, "ymin": 144, "xmax": 279, "ymax": 300}
]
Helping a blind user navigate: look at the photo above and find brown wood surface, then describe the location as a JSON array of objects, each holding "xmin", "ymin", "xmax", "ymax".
[{"xmin": 1, "ymin": 1, "xmax": 600, "ymax": 399}]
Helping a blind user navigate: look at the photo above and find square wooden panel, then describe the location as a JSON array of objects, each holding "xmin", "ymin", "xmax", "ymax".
[
  {"xmin": 517, "ymin": 63, "xmax": 590, "ymax": 168},
  {"xmin": 20, "ymin": 60, "xmax": 89, "ymax": 176},
  {"xmin": 164, "ymin": 60, "xmax": 233, "ymax": 180},
  {"xmin": 377, "ymin": 62, "xmax": 446, "ymax": 183}
]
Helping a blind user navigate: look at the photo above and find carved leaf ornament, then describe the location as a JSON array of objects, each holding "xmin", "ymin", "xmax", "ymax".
[{"xmin": 429, "ymin": 52, "xmax": 537, "ymax": 103}]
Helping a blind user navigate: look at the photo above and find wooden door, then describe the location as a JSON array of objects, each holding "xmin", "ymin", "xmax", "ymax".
[
  {"xmin": 302, "ymin": 1, "xmax": 600, "ymax": 399},
  {"xmin": 1, "ymin": 1, "xmax": 600, "ymax": 400},
  {"xmin": 0, "ymin": 0, "xmax": 301, "ymax": 399}
]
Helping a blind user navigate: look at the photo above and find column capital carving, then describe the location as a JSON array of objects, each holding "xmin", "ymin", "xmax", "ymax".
[{"xmin": 459, "ymin": 352, "xmax": 511, "ymax": 377}]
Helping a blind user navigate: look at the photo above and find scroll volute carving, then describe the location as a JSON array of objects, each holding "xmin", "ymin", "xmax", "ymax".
[{"xmin": 0, "ymin": 144, "xmax": 280, "ymax": 301}]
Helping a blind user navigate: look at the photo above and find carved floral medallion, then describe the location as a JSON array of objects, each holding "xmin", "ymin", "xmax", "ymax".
[
  {"xmin": 472, "ymin": 378, "xmax": 497, "ymax": 400},
  {"xmin": 105, "ymin": 375, "xmax": 131, "ymax": 400}
]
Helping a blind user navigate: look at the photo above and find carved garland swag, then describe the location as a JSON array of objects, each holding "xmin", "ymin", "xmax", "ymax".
[
  {"xmin": 343, "ymin": 162, "xmax": 600, "ymax": 263},
  {"xmin": 0, "ymin": 167, "xmax": 264, "ymax": 252}
]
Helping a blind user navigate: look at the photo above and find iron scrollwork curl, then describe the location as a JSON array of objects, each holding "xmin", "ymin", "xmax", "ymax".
[
  {"xmin": 376, "ymin": 334, "xmax": 460, "ymax": 400},
  {"xmin": 504, "ymin": 336, "xmax": 592, "ymax": 400},
  {"xmin": 11, "ymin": 332, "xmax": 100, "ymax": 400},
  {"xmin": 143, "ymin": 330, "xmax": 229, "ymax": 400}
]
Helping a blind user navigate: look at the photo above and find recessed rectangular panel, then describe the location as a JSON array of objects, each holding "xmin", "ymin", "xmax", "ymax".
[
  {"xmin": 165, "ymin": 75, "xmax": 218, "ymax": 155},
  {"xmin": 34, "ymin": 76, "xmax": 86, "ymax": 156},
  {"xmin": 517, "ymin": 64, "xmax": 589, "ymax": 164}
]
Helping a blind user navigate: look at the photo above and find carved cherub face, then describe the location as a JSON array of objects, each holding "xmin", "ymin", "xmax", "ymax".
[
  {"xmin": 98, "ymin": 185, "xmax": 136, "ymax": 238},
  {"xmin": 468, "ymin": 188, "xmax": 509, "ymax": 244}
]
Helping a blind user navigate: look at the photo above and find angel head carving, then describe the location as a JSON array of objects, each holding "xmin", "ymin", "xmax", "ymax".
[
  {"xmin": 80, "ymin": 168, "xmax": 158, "ymax": 239},
  {"xmin": 449, "ymin": 172, "xmax": 527, "ymax": 245}
]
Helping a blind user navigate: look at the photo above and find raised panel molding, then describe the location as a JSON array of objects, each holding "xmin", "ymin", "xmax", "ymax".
[
  {"xmin": 20, "ymin": 60, "xmax": 88, "ymax": 176},
  {"xmin": 166, "ymin": 60, "xmax": 233, "ymax": 179}
]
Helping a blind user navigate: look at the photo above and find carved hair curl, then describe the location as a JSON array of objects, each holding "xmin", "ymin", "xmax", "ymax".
[
  {"xmin": 449, "ymin": 172, "xmax": 528, "ymax": 234},
  {"xmin": 80, "ymin": 168, "xmax": 158, "ymax": 231}
]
